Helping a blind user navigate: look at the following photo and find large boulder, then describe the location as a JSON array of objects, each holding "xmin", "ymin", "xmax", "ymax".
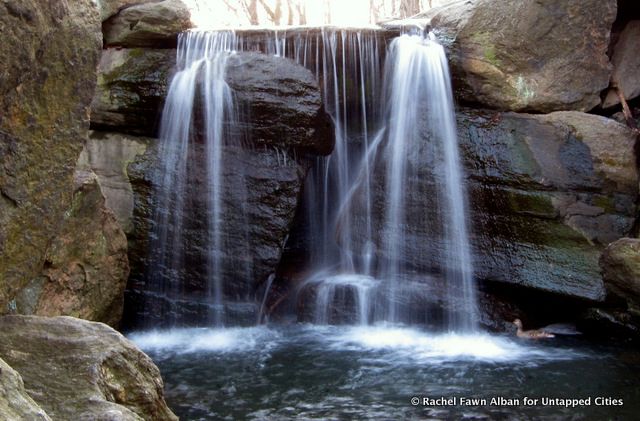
[
  {"xmin": 91, "ymin": 51, "xmax": 333, "ymax": 326},
  {"xmin": 97, "ymin": 0, "xmax": 153, "ymax": 21},
  {"xmin": 463, "ymin": 111, "xmax": 637, "ymax": 300},
  {"xmin": 354, "ymin": 110, "xmax": 637, "ymax": 301},
  {"xmin": 424, "ymin": 0, "xmax": 616, "ymax": 112},
  {"xmin": 0, "ymin": 357, "xmax": 50, "ymax": 421},
  {"xmin": 12, "ymin": 170, "xmax": 129, "ymax": 327},
  {"xmin": 103, "ymin": 0, "xmax": 192, "ymax": 48},
  {"xmin": 226, "ymin": 52, "xmax": 333, "ymax": 155},
  {"xmin": 90, "ymin": 48, "xmax": 175, "ymax": 136},
  {"xmin": 0, "ymin": 315, "xmax": 177, "ymax": 420},
  {"xmin": 0, "ymin": 1, "xmax": 101, "ymax": 313},
  {"xmin": 80, "ymin": 131, "xmax": 151, "ymax": 233},
  {"xmin": 601, "ymin": 238, "xmax": 640, "ymax": 316},
  {"xmin": 602, "ymin": 21, "xmax": 640, "ymax": 108}
]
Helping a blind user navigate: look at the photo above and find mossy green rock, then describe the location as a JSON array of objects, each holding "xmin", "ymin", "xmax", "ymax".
[
  {"xmin": 0, "ymin": 1, "xmax": 102, "ymax": 314},
  {"xmin": 424, "ymin": 0, "xmax": 616, "ymax": 112},
  {"xmin": 0, "ymin": 315, "xmax": 177, "ymax": 420},
  {"xmin": 460, "ymin": 110, "xmax": 637, "ymax": 300},
  {"xmin": 13, "ymin": 171, "xmax": 130, "ymax": 327},
  {"xmin": 91, "ymin": 48, "xmax": 175, "ymax": 136},
  {"xmin": 353, "ymin": 110, "xmax": 637, "ymax": 301},
  {"xmin": 0, "ymin": 357, "xmax": 50, "ymax": 420}
]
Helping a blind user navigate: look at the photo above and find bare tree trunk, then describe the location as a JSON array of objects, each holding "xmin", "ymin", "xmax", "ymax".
[
  {"xmin": 259, "ymin": 0, "xmax": 283, "ymax": 25},
  {"xmin": 240, "ymin": 0, "xmax": 259, "ymax": 25},
  {"xmin": 287, "ymin": 0, "xmax": 294, "ymax": 25},
  {"xmin": 296, "ymin": 1, "xmax": 307, "ymax": 25},
  {"xmin": 400, "ymin": 0, "xmax": 420, "ymax": 17}
]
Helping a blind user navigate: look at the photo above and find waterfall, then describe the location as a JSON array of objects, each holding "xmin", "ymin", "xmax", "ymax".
[
  {"xmin": 145, "ymin": 26, "xmax": 476, "ymax": 331},
  {"xmin": 147, "ymin": 31, "xmax": 250, "ymax": 327},
  {"xmin": 379, "ymin": 33, "xmax": 477, "ymax": 331},
  {"xmin": 278, "ymin": 28, "xmax": 477, "ymax": 331}
]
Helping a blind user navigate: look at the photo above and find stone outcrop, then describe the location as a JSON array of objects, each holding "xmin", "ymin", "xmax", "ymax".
[
  {"xmin": 80, "ymin": 131, "xmax": 151, "ymax": 233},
  {"xmin": 355, "ymin": 110, "xmax": 637, "ymax": 301},
  {"xmin": 0, "ymin": 315, "xmax": 177, "ymax": 420},
  {"xmin": 97, "ymin": 0, "xmax": 151, "ymax": 21},
  {"xmin": 12, "ymin": 170, "xmax": 129, "ymax": 327},
  {"xmin": 603, "ymin": 21, "xmax": 640, "ymax": 108},
  {"xmin": 90, "ymin": 48, "xmax": 175, "ymax": 136},
  {"xmin": 89, "ymin": 51, "xmax": 333, "ymax": 326},
  {"xmin": 0, "ymin": 1, "xmax": 102, "ymax": 313},
  {"xmin": 601, "ymin": 238, "xmax": 640, "ymax": 317},
  {"xmin": 423, "ymin": 0, "xmax": 616, "ymax": 112},
  {"xmin": 461, "ymin": 111, "xmax": 637, "ymax": 300},
  {"xmin": 226, "ymin": 52, "xmax": 333, "ymax": 155},
  {"xmin": 0, "ymin": 357, "xmax": 50, "ymax": 421},
  {"xmin": 103, "ymin": 0, "xmax": 192, "ymax": 48}
]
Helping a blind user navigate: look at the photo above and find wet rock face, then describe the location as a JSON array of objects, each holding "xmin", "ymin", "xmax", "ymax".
[
  {"xmin": 226, "ymin": 52, "xmax": 334, "ymax": 155},
  {"xmin": 90, "ymin": 48, "xmax": 175, "ymax": 136},
  {"xmin": 0, "ymin": 1, "xmax": 102, "ymax": 313},
  {"xmin": 462, "ymin": 111, "xmax": 637, "ymax": 300},
  {"xmin": 89, "ymin": 51, "xmax": 333, "ymax": 327},
  {"xmin": 0, "ymin": 315, "xmax": 177, "ymax": 421},
  {"xmin": 425, "ymin": 0, "xmax": 616, "ymax": 112},
  {"xmin": 125, "ymin": 143, "xmax": 311, "ymax": 326},
  {"xmin": 356, "ymin": 110, "xmax": 637, "ymax": 301}
]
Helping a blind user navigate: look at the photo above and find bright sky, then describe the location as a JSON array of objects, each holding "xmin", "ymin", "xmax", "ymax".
[{"xmin": 182, "ymin": 0, "xmax": 451, "ymax": 29}]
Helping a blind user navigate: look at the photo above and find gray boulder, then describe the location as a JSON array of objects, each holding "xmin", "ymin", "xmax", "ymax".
[
  {"xmin": 424, "ymin": 0, "xmax": 616, "ymax": 112},
  {"xmin": 601, "ymin": 238, "xmax": 640, "ymax": 317},
  {"xmin": 0, "ymin": 357, "xmax": 50, "ymax": 421},
  {"xmin": 103, "ymin": 0, "xmax": 192, "ymax": 48},
  {"xmin": 90, "ymin": 48, "xmax": 175, "ymax": 136},
  {"xmin": 0, "ymin": 315, "xmax": 177, "ymax": 420}
]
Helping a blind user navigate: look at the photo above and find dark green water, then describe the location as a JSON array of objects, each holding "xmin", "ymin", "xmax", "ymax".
[{"xmin": 129, "ymin": 324, "xmax": 640, "ymax": 420}]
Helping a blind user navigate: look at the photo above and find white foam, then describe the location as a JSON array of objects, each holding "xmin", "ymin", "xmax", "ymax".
[
  {"xmin": 326, "ymin": 325, "xmax": 577, "ymax": 363},
  {"xmin": 128, "ymin": 326, "xmax": 277, "ymax": 354}
]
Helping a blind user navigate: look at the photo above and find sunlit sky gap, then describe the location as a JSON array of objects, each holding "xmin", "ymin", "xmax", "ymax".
[{"xmin": 182, "ymin": 0, "xmax": 453, "ymax": 29}]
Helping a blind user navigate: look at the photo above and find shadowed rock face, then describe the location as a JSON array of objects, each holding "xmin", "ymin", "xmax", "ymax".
[
  {"xmin": 601, "ymin": 238, "xmax": 640, "ymax": 317},
  {"xmin": 423, "ymin": 0, "xmax": 616, "ymax": 112},
  {"xmin": 0, "ymin": 0, "xmax": 102, "ymax": 314},
  {"xmin": 348, "ymin": 110, "xmax": 637, "ymax": 301},
  {"xmin": 90, "ymin": 48, "xmax": 176, "ymax": 136},
  {"xmin": 460, "ymin": 111, "xmax": 637, "ymax": 300},
  {"xmin": 0, "ymin": 315, "xmax": 177, "ymax": 421},
  {"xmin": 89, "ymin": 51, "xmax": 334, "ymax": 327}
]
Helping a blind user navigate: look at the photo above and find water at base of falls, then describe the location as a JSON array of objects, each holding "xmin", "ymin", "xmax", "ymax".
[
  {"xmin": 295, "ymin": 31, "xmax": 477, "ymax": 331},
  {"xmin": 145, "ymin": 26, "xmax": 476, "ymax": 331},
  {"xmin": 128, "ymin": 325, "xmax": 639, "ymax": 420}
]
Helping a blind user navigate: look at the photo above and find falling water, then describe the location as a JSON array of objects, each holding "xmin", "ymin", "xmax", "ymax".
[
  {"xmin": 147, "ymin": 26, "xmax": 475, "ymax": 331},
  {"xmin": 271, "ymin": 28, "xmax": 477, "ymax": 331},
  {"xmin": 148, "ymin": 31, "xmax": 246, "ymax": 326},
  {"xmin": 379, "ymin": 32, "xmax": 477, "ymax": 330}
]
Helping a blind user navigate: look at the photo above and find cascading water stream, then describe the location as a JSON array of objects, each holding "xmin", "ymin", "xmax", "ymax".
[
  {"xmin": 379, "ymin": 32, "xmax": 477, "ymax": 331},
  {"xmin": 146, "ymin": 26, "xmax": 475, "ymax": 331},
  {"xmin": 147, "ymin": 31, "xmax": 247, "ymax": 327}
]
